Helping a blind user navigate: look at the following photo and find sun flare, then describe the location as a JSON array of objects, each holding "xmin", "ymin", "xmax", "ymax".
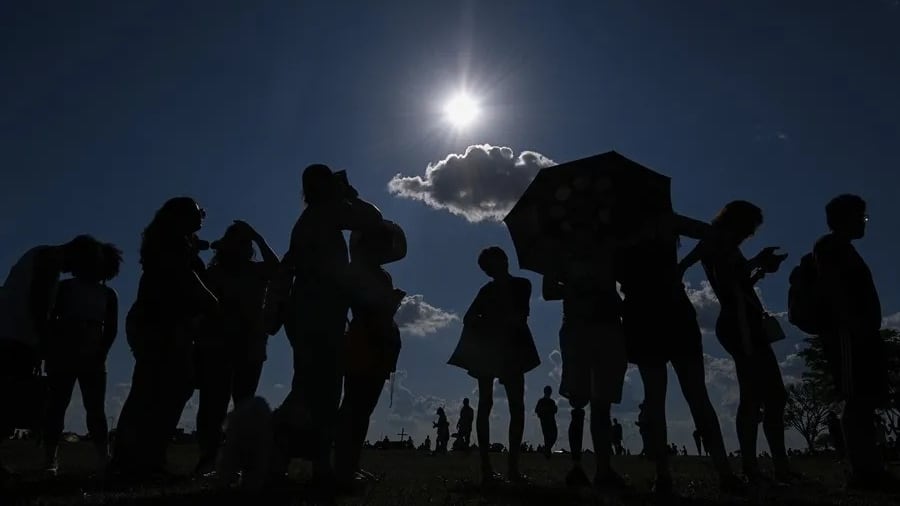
[{"xmin": 443, "ymin": 93, "xmax": 480, "ymax": 129}]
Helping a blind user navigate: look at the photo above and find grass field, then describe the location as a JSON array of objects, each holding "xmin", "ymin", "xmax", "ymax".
[{"xmin": 2, "ymin": 441, "xmax": 898, "ymax": 505}]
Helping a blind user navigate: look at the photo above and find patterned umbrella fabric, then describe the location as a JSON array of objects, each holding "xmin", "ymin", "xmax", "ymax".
[{"xmin": 502, "ymin": 151, "xmax": 672, "ymax": 275}]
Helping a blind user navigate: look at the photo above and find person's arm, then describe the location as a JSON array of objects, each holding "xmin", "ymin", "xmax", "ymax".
[
  {"xmin": 677, "ymin": 239, "xmax": 711, "ymax": 277},
  {"xmin": 253, "ymin": 232, "xmax": 279, "ymax": 278},
  {"xmin": 232, "ymin": 220, "xmax": 280, "ymax": 277},
  {"xmin": 102, "ymin": 287, "xmax": 118, "ymax": 355},
  {"xmin": 672, "ymin": 213, "xmax": 712, "ymax": 240}
]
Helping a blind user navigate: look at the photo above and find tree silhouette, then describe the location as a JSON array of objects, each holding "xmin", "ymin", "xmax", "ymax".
[
  {"xmin": 795, "ymin": 328, "xmax": 900, "ymax": 440},
  {"xmin": 784, "ymin": 381, "xmax": 832, "ymax": 452}
]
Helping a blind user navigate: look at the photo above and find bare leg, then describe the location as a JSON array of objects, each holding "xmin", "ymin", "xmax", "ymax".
[
  {"xmin": 503, "ymin": 376, "xmax": 525, "ymax": 478},
  {"xmin": 672, "ymin": 353, "xmax": 733, "ymax": 477},
  {"xmin": 476, "ymin": 377, "xmax": 495, "ymax": 479},
  {"xmin": 638, "ymin": 364, "xmax": 671, "ymax": 483}
]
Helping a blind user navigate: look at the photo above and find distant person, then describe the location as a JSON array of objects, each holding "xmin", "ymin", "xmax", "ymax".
[
  {"xmin": 0, "ymin": 235, "xmax": 102, "ymax": 481},
  {"xmin": 457, "ymin": 398, "xmax": 474, "ymax": 449},
  {"xmin": 811, "ymin": 196, "xmax": 895, "ymax": 486},
  {"xmin": 111, "ymin": 197, "xmax": 218, "ymax": 480},
  {"xmin": 42, "ymin": 243, "xmax": 122, "ymax": 475},
  {"xmin": 542, "ymin": 234, "xmax": 628, "ymax": 493},
  {"xmin": 273, "ymin": 164, "xmax": 383, "ymax": 489},
  {"xmin": 693, "ymin": 429, "xmax": 703, "ymax": 456},
  {"xmin": 535, "ymin": 386, "xmax": 558, "ymax": 459},
  {"xmin": 434, "ymin": 408, "xmax": 450, "ymax": 454},
  {"xmin": 611, "ymin": 418, "xmax": 624, "ymax": 456},
  {"xmin": 681, "ymin": 446, "xmax": 688, "ymax": 457},
  {"xmin": 423, "ymin": 436, "xmax": 432, "ymax": 452},
  {"xmin": 620, "ymin": 213, "xmax": 741, "ymax": 495},
  {"xmin": 335, "ymin": 221, "xmax": 406, "ymax": 489},
  {"xmin": 193, "ymin": 220, "xmax": 279, "ymax": 475},
  {"xmin": 681, "ymin": 201, "xmax": 794, "ymax": 485},
  {"xmin": 448, "ymin": 246, "xmax": 540, "ymax": 484}
]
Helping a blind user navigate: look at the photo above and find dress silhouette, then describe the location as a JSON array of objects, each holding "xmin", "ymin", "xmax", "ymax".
[{"xmin": 449, "ymin": 246, "xmax": 539, "ymax": 483}]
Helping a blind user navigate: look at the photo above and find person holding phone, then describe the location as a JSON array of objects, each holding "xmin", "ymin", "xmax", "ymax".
[{"xmin": 679, "ymin": 201, "xmax": 795, "ymax": 485}]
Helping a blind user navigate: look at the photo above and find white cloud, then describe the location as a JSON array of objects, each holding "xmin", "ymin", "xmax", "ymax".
[
  {"xmin": 394, "ymin": 294, "xmax": 458, "ymax": 337},
  {"xmin": 547, "ymin": 349, "xmax": 562, "ymax": 384},
  {"xmin": 883, "ymin": 312, "xmax": 900, "ymax": 330},
  {"xmin": 387, "ymin": 144, "xmax": 556, "ymax": 223},
  {"xmin": 684, "ymin": 281, "xmax": 719, "ymax": 334}
]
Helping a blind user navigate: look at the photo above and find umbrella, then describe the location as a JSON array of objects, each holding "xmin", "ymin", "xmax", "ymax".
[{"xmin": 502, "ymin": 151, "xmax": 672, "ymax": 275}]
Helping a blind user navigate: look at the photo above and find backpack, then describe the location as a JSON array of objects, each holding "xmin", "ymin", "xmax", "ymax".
[{"xmin": 787, "ymin": 252, "xmax": 823, "ymax": 334}]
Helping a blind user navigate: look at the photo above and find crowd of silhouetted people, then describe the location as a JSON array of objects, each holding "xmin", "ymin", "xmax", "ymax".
[{"xmin": 1, "ymin": 161, "xmax": 897, "ymax": 498}]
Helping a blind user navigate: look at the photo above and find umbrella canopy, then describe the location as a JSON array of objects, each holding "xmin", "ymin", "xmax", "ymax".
[{"xmin": 502, "ymin": 151, "xmax": 672, "ymax": 275}]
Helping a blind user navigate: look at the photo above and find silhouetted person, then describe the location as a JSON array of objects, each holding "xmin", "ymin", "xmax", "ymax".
[
  {"xmin": 111, "ymin": 197, "xmax": 217, "ymax": 480},
  {"xmin": 457, "ymin": 398, "xmax": 474, "ymax": 449},
  {"xmin": 449, "ymin": 246, "xmax": 540, "ymax": 484},
  {"xmin": 42, "ymin": 243, "xmax": 122, "ymax": 475},
  {"xmin": 1, "ymin": 235, "xmax": 102, "ymax": 480},
  {"xmin": 334, "ymin": 222, "xmax": 406, "ymax": 489},
  {"xmin": 814, "ymin": 195, "xmax": 897, "ymax": 490},
  {"xmin": 423, "ymin": 436, "xmax": 432, "ymax": 452},
  {"xmin": 681, "ymin": 446, "xmax": 688, "ymax": 457},
  {"xmin": 611, "ymin": 418, "xmax": 624, "ymax": 456},
  {"xmin": 682, "ymin": 201, "xmax": 794, "ymax": 485},
  {"xmin": 194, "ymin": 221, "xmax": 278, "ymax": 474},
  {"xmin": 535, "ymin": 386, "xmax": 558, "ymax": 459},
  {"xmin": 434, "ymin": 408, "xmax": 450, "ymax": 454},
  {"xmin": 693, "ymin": 429, "xmax": 703, "ymax": 456},
  {"xmin": 542, "ymin": 234, "xmax": 628, "ymax": 493},
  {"xmin": 273, "ymin": 165, "xmax": 382, "ymax": 488},
  {"xmin": 620, "ymin": 214, "xmax": 740, "ymax": 495}
]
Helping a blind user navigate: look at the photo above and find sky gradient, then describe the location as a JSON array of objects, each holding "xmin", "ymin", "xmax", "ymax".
[{"xmin": 2, "ymin": 0, "xmax": 900, "ymax": 452}]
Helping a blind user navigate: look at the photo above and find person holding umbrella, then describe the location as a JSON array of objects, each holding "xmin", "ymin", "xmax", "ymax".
[{"xmin": 542, "ymin": 232, "xmax": 630, "ymax": 493}]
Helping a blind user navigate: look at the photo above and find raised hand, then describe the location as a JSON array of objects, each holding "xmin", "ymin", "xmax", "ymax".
[{"xmin": 232, "ymin": 220, "xmax": 260, "ymax": 241}]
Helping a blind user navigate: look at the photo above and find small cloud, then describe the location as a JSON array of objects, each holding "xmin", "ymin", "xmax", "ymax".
[
  {"xmin": 547, "ymin": 349, "xmax": 562, "ymax": 383},
  {"xmin": 388, "ymin": 144, "xmax": 556, "ymax": 223},
  {"xmin": 883, "ymin": 312, "xmax": 900, "ymax": 330},
  {"xmin": 394, "ymin": 295, "xmax": 458, "ymax": 337}
]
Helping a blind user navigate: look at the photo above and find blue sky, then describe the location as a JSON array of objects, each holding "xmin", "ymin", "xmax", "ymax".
[{"xmin": 2, "ymin": 1, "xmax": 900, "ymax": 452}]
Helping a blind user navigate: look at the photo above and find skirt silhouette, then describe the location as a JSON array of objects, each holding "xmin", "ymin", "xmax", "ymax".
[{"xmin": 448, "ymin": 323, "xmax": 540, "ymax": 382}]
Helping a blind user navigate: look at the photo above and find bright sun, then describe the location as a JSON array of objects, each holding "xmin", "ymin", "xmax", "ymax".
[{"xmin": 443, "ymin": 93, "xmax": 480, "ymax": 129}]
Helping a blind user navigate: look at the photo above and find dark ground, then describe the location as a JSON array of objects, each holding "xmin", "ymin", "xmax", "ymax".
[{"xmin": 2, "ymin": 441, "xmax": 898, "ymax": 505}]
